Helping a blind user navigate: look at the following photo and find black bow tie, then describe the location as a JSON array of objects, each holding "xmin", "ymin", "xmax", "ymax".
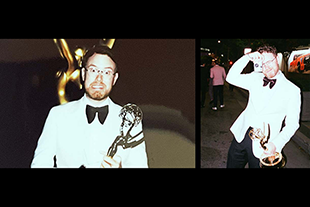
[
  {"xmin": 263, "ymin": 77, "xmax": 277, "ymax": 89},
  {"xmin": 86, "ymin": 105, "xmax": 109, "ymax": 125}
]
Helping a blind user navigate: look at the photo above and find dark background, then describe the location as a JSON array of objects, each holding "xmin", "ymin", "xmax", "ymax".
[
  {"xmin": 0, "ymin": 39, "xmax": 195, "ymax": 168},
  {"xmin": 201, "ymin": 39, "xmax": 310, "ymax": 62}
]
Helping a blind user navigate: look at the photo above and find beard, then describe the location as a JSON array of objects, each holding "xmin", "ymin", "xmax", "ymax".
[
  {"xmin": 85, "ymin": 89, "xmax": 108, "ymax": 101},
  {"xmin": 263, "ymin": 65, "xmax": 279, "ymax": 79},
  {"xmin": 85, "ymin": 81, "xmax": 111, "ymax": 101}
]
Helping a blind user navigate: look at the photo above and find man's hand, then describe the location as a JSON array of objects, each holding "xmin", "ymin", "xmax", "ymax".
[
  {"xmin": 263, "ymin": 142, "xmax": 276, "ymax": 156},
  {"xmin": 246, "ymin": 51, "xmax": 265, "ymax": 63},
  {"xmin": 100, "ymin": 154, "xmax": 122, "ymax": 168}
]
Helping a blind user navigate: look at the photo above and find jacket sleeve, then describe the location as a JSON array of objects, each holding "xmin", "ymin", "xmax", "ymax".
[
  {"xmin": 31, "ymin": 107, "xmax": 58, "ymax": 168},
  {"xmin": 226, "ymin": 55, "xmax": 254, "ymax": 90},
  {"xmin": 272, "ymin": 86, "xmax": 301, "ymax": 152}
]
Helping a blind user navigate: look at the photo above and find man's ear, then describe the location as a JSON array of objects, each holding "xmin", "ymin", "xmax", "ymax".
[
  {"xmin": 81, "ymin": 68, "xmax": 86, "ymax": 81},
  {"xmin": 113, "ymin": 72, "xmax": 119, "ymax": 86}
]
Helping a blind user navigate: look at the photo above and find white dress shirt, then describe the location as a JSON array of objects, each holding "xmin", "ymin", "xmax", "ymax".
[
  {"xmin": 31, "ymin": 94, "xmax": 148, "ymax": 168},
  {"xmin": 226, "ymin": 55, "xmax": 301, "ymax": 158}
]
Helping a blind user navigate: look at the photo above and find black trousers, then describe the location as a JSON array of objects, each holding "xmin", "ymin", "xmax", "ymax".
[
  {"xmin": 213, "ymin": 85, "xmax": 224, "ymax": 107},
  {"xmin": 227, "ymin": 127, "xmax": 260, "ymax": 168}
]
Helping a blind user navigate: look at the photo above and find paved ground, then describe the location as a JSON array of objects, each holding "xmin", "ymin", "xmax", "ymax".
[{"xmin": 201, "ymin": 83, "xmax": 310, "ymax": 168}]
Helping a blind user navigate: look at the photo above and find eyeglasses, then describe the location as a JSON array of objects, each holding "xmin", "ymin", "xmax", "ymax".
[
  {"xmin": 262, "ymin": 56, "xmax": 276, "ymax": 68},
  {"xmin": 85, "ymin": 66, "xmax": 117, "ymax": 78}
]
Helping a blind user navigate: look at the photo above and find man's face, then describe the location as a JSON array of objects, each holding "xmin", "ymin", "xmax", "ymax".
[
  {"xmin": 261, "ymin": 52, "xmax": 279, "ymax": 79},
  {"xmin": 82, "ymin": 53, "xmax": 118, "ymax": 101}
]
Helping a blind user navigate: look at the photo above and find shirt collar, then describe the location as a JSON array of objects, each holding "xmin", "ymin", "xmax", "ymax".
[{"xmin": 82, "ymin": 94, "xmax": 110, "ymax": 108}]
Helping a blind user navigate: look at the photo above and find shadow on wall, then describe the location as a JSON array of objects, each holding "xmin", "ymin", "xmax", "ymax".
[
  {"xmin": 141, "ymin": 105, "xmax": 195, "ymax": 168},
  {"xmin": 141, "ymin": 105, "xmax": 195, "ymax": 142}
]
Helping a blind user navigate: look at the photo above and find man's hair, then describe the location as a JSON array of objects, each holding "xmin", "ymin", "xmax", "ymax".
[
  {"xmin": 257, "ymin": 45, "xmax": 277, "ymax": 57},
  {"xmin": 82, "ymin": 45, "xmax": 117, "ymax": 72}
]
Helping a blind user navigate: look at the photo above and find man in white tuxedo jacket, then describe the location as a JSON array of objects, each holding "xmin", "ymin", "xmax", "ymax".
[
  {"xmin": 31, "ymin": 45, "xmax": 148, "ymax": 168},
  {"xmin": 226, "ymin": 45, "xmax": 301, "ymax": 168}
]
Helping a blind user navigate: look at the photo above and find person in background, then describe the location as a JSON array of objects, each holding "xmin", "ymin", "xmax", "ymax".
[
  {"xmin": 201, "ymin": 58, "xmax": 213, "ymax": 108},
  {"xmin": 201, "ymin": 62, "xmax": 207, "ymax": 108},
  {"xmin": 210, "ymin": 60, "xmax": 226, "ymax": 111}
]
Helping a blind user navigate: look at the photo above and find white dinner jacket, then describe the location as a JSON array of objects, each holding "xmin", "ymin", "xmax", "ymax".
[
  {"xmin": 226, "ymin": 55, "xmax": 301, "ymax": 158},
  {"xmin": 31, "ymin": 95, "xmax": 148, "ymax": 168}
]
